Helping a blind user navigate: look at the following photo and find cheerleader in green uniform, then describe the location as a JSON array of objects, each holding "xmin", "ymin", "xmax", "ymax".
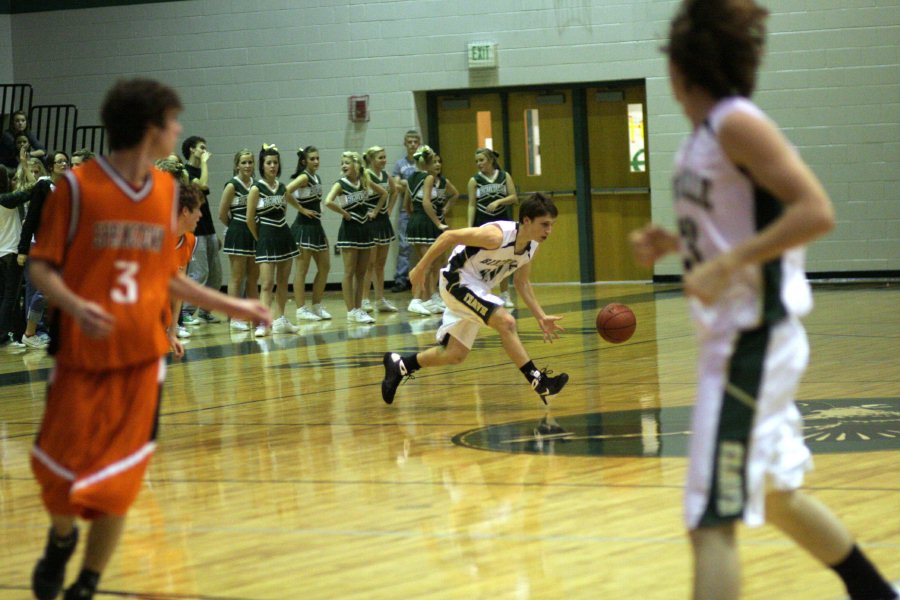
[
  {"xmin": 324, "ymin": 151, "xmax": 386, "ymax": 324},
  {"xmin": 218, "ymin": 149, "xmax": 260, "ymax": 332},
  {"xmin": 361, "ymin": 145, "xmax": 400, "ymax": 314},
  {"xmin": 246, "ymin": 144, "xmax": 301, "ymax": 336},
  {"xmin": 467, "ymin": 147, "xmax": 518, "ymax": 308},
  {"xmin": 285, "ymin": 145, "xmax": 331, "ymax": 321},
  {"xmin": 406, "ymin": 145, "xmax": 458, "ymax": 316}
]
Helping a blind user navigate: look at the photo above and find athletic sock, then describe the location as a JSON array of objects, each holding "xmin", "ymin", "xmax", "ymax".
[
  {"xmin": 401, "ymin": 353, "xmax": 421, "ymax": 373},
  {"xmin": 831, "ymin": 545, "xmax": 897, "ymax": 600},
  {"xmin": 64, "ymin": 569, "xmax": 100, "ymax": 599},
  {"xmin": 519, "ymin": 360, "xmax": 540, "ymax": 385}
]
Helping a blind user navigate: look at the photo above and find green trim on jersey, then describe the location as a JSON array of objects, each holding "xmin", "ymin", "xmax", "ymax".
[
  {"xmin": 754, "ymin": 185, "xmax": 788, "ymax": 324},
  {"xmin": 699, "ymin": 325, "xmax": 769, "ymax": 527}
]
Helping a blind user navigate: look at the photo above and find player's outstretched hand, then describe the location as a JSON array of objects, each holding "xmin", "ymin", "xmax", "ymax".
[
  {"xmin": 538, "ymin": 315, "xmax": 564, "ymax": 343},
  {"xmin": 629, "ymin": 224, "xmax": 679, "ymax": 267},
  {"xmin": 75, "ymin": 300, "xmax": 115, "ymax": 339}
]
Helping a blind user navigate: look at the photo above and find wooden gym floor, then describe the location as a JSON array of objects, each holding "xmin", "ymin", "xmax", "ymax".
[{"xmin": 0, "ymin": 282, "xmax": 897, "ymax": 599}]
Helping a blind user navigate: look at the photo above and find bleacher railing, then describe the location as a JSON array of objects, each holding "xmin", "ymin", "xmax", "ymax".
[
  {"xmin": 74, "ymin": 125, "xmax": 107, "ymax": 156},
  {"xmin": 29, "ymin": 104, "xmax": 78, "ymax": 156},
  {"xmin": 0, "ymin": 83, "xmax": 33, "ymax": 130}
]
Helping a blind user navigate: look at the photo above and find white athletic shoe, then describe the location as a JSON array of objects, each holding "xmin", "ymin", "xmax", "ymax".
[
  {"xmin": 423, "ymin": 298, "xmax": 444, "ymax": 314},
  {"xmin": 272, "ymin": 316, "xmax": 299, "ymax": 334},
  {"xmin": 500, "ymin": 291, "xmax": 514, "ymax": 308},
  {"xmin": 296, "ymin": 305, "xmax": 322, "ymax": 321},
  {"xmin": 375, "ymin": 298, "xmax": 399, "ymax": 312},
  {"xmin": 420, "ymin": 298, "xmax": 439, "ymax": 314},
  {"xmin": 230, "ymin": 319, "xmax": 250, "ymax": 331},
  {"xmin": 361, "ymin": 298, "xmax": 374, "ymax": 313},
  {"xmin": 355, "ymin": 309, "xmax": 376, "ymax": 324},
  {"xmin": 176, "ymin": 326, "xmax": 191, "ymax": 339},
  {"xmin": 346, "ymin": 308, "xmax": 360, "ymax": 321},
  {"xmin": 254, "ymin": 324, "xmax": 270, "ymax": 337},
  {"xmin": 313, "ymin": 303, "xmax": 332, "ymax": 320},
  {"xmin": 22, "ymin": 334, "xmax": 48, "ymax": 349},
  {"xmin": 408, "ymin": 298, "xmax": 432, "ymax": 316},
  {"xmin": 430, "ymin": 293, "xmax": 446, "ymax": 311}
]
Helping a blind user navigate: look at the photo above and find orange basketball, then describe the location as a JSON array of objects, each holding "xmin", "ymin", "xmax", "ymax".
[{"xmin": 596, "ymin": 303, "xmax": 636, "ymax": 343}]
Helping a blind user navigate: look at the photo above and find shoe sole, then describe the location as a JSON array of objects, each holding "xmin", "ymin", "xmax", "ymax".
[
  {"xmin": 381, "ymin": 353, "xmax": 398, "ymax": 405},
  {"xmin": 539, "ymin": 373, "xmax": 569, "ymax": 405}
]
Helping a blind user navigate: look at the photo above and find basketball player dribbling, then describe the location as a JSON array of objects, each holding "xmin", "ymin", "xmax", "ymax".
[{"xmin": 381, "ymin": 192, "xmax": 568, "ymax": 406}]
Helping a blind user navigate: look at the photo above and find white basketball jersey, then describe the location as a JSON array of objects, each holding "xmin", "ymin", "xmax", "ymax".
[
  {"xmin": 442, "ymin": 221, "xmax": 537, "ymax": 291},
  {"xmin": 673, "ymin": 97, "xmax": 812, "ymax": 334}
]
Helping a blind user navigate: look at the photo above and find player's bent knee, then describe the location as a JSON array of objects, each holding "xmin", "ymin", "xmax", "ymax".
[{"xmin": 497, "ymin": 313, "xmax": 517, "ymax": 335}]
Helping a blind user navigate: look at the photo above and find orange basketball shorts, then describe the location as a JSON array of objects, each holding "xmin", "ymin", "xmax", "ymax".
[{"xmin": 31, "ymin": 357, "xmax": 166, "ymax": 518}]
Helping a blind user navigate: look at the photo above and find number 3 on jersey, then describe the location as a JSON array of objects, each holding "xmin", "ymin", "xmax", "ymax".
[
  {"xmin": 112, "ymin": 260, "xmax": 139, "ymax": 304},
  {"xmin": 677, "ymin": 217, "xmax": 703, "ymax": 271}
]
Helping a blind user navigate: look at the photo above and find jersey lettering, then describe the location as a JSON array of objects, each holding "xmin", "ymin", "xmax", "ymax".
[{"xmin": 678, "ymin": 216, "xmax": 703, "ymax": 271}]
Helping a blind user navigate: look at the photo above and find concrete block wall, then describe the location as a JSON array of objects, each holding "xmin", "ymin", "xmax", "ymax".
[
  {"xmin": 0, "ymin": 15, "xmax": 12, "ymax": 82},
  {"xmin": 5, "ymin": 0, "xmax": 899, "ymax": 280}
]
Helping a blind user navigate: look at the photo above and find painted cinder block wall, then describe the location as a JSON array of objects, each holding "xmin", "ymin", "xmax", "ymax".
[{"xmin": 6, "ymin": 0, "xmax": 899, "ymax": 280}]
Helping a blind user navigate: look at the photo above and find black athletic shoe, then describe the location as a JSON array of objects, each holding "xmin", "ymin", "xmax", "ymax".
[
  {"xmin": 533, "ymin": 369, "xmax": 568, "ymax": 405},
  {"xmin": 381, "ymin": 352, "xmax": 411, "ymax": 405},
  {"xmin": 64, "ymin": 584, "xmax": 94, "ymax": 599},
  {"xmin": 390, "ymin": 280, "xmax": 411, "ymax": 293},
  {"xmin": 32, "ymin": 527, "xmax": 79, "ymax": 600}
]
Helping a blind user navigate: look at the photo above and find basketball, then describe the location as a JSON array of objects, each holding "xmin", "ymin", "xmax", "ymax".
[{"xmin": 596, "ymin": 303, "xmax": 636, "ymax": 343}]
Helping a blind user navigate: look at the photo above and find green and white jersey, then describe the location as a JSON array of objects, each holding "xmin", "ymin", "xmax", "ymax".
[
  {"xmin": 473, "ymin": 170, "xmax": 510, "ymax": 218},
  {"xmin": 365, "ymin": 169, "xmax": 390, "ymax": 214},
  {"xmin": 408, "ymin": 171, "xmax": 428, "ymax": 215},
  {"xmin": 409, "ymin": 171, "xmax": 445, "ymax": 216},
  {"xmin": 442, "ymin": 221, "xmax": 537, "ymax": 291},
  {"xmin": 431, "ymin": 175, "xmax": 448, "ymax": 222},
  {"xmin": 292, "ymin": 170, "xmax": 323, "ymax": 224},
  {"xmin": 673, "ymin": 96, "xmax": 812, "ymax": 335},
  {"xmin": 334, "ymin": 177, "xmax": 370, "ymax": 224},
  {"xmin": 226, "ymin": 176, "xmax": 253, "ymax": 223},
  {"xmin": 252, "ymin": 179, "xmax": 288, "ymax": 227}
]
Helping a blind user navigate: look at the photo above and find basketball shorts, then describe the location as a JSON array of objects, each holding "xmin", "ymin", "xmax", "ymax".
[
  {"xmin": 31, "ymin": 357, "xmax": 166, "ymax": 518},
  {"xmin": 435, "ymin": 274, "xmax": 502, "ymax": 349},
  {"xmin": 685, "ymin": 316, "xmax": 813, "ymax": 529}
]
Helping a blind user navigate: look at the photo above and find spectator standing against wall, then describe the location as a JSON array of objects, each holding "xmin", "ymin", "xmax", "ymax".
[
  {"xmin": 390, "ymin": 129, "xmax": 420, "ymax": 292},
  {"xmin": 180, "ymin": 136, "xmax": 223, "ymax": 325}
]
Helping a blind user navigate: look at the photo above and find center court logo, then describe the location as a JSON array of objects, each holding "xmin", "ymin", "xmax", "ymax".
[{"xmin": 452, "ymin": 398, "xmax": 900, "ymax": 457}]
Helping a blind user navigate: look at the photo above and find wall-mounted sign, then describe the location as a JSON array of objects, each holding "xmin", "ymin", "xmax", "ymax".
[{"xmin": 467, "ymin": 42, "xmax": 498, "ymax": 69}]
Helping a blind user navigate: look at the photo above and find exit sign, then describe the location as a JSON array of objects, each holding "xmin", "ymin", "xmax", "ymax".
[{"xmin": 467, "ymin": 42, "xmax": 498, "ymax": 69}]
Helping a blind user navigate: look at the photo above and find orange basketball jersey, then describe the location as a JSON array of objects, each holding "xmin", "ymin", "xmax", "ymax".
[
  {"xmin": 31, "ymin": 156, "xmax": 178, "ymax": 370},
  {"xmin": 175, "ymin": 232, "xmax": 197, "ymax": 270}
]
